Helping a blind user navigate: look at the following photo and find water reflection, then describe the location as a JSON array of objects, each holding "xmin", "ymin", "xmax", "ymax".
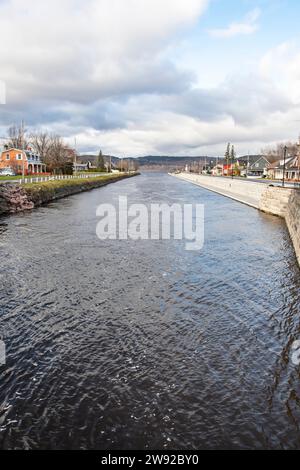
[{"xmin": 0, "ymin": 173, "xmax": 299, "ymax": 449}]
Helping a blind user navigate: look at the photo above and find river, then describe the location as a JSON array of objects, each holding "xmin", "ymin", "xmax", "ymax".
[{"xmin": 0, "ymin": 172, "xmax": 300, "ymax": 449}]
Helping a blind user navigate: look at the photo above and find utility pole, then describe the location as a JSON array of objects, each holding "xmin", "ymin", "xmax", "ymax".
[
  {"xmin": 21, "ymin": 120, "xmax": 25, "ymax": 182},
  {"xmin": 231, "ymin": 145, "xmax": 235, "ymax": 180},
  {"xmin": 74, "ymin": 137, "xmax": 77, "ymax": 176},
  {"xmin": 282, "ymin": 145, "xmax": 287, "ymax": 188},
  {"xmin": 297, "ymin": 137, "xmax": 300, "ymax": 186},
  {"xmin": 246, "ymin": 151, "xmax": 250, "ymax": 178}
]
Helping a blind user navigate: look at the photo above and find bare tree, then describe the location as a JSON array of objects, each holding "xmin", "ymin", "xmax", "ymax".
[
  {"xmin": 261, "ymin": 141, "xmax": 299, "ymax": 163},
  {"xmin": 29, "ymin": 133, "xmax": 74, "ymax": 173},
  {"xmin": 7, "ymin": 122, "xmax": 28, "ymax": 149},
  {"xmin": 44, "ymin": 135, "xmax": 74, "ymax": 173},
  {"xmin": 29, "ymin": 132, "xmax": 51, "ymax": 162},
  {"xmin": 132, "ymin": 159, "xmax": 139, "ymax": 171}
]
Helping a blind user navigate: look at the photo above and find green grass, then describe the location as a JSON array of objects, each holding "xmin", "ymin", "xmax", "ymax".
[
  {"xmin": 22, "ymin": 173, "xmax": 124, "ymax": 189},
  {"xmin": 22, "ymin": 174, "xmax": 137, "ymax": 203},
  {"xmin": 0, "ymin": 175, "xmax": 24, "ymax": 181},
  {"xmin": 0, "ymin": 172, "xmax": 110, "ymax": 181}
]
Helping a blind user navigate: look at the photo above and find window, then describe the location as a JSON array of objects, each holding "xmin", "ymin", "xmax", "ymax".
[
  {"xmin": 17, "ymin": 154, "xmax": 22, "ymax": 160},
  {"xmin": 6, "ymin": 154, "xmax": 10, "ymax": 160}
]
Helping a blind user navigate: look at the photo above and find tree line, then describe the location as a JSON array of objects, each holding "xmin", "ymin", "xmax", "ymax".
[
  {"xmin": 4, "ymin": 124, "xmax": 139, "ymax": 174},
  {"xmin": 6, "ymin": 124, "xmax": 76, "ymax": 173},
  {"xmin": 261, "ymin": 140, "xmax": 300, "ymax": 163}
]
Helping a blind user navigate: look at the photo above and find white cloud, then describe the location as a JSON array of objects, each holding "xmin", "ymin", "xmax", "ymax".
[
  {"xmin": 208, "ymin": 8, "xmax": 261, "ymax": 39},
  {"xmin": 0, "ymin": 0, "xmax": 208, "ymax": 105},
  {"xmin": 1, "ymin": 1, "xmax": 300, "ymax": 158}
]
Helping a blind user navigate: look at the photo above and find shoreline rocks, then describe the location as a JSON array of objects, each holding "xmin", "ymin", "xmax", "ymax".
[{"xmin": 0, "ymin": 184, "xmax": 34, "ymax": 215}]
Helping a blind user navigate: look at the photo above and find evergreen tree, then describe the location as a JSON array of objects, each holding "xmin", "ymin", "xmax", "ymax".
[
  {"xmin": 231, "ymin": 145, "xmax": 236, "ymax": 176},
  {"xmin": 224, "ymin": 143, "xmax": 231, "ymax": 175},
  {"xmin": 231, "ymin": 145, "xmax": 236, "ymax": 161},
  {"xmin": 96, "ymin": 150, "xmax": 105, "ymax": 170}
]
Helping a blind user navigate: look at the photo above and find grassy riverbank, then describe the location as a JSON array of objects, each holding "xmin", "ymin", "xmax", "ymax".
[
  {"xmin": 0, "ymin": 173, "xmax": 139, "ymax": 216},
  {"xmin": 0, "ymin": 175, "xmax": 24, "ymax": 181},
  {"xmin": 23, "ymin": 173, "xmax": 127, "ymax": 191},
  {"xmin": 24, "ymin": 173, "xmax": 139, "ymax": 206}
]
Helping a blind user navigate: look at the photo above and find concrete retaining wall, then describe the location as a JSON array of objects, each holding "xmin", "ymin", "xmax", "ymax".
[
  {"xmin": 175, "ymin": 173, "xmax": 266, "ymax": 208},
  {"xmin": 172, "ymin": 173, "xmax": 300, "ymax": 267}
]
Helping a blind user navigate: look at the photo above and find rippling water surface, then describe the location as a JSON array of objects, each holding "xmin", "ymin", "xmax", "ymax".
[{"xmin": 0, "ymin": 173, "xmax": 300, "ymax": 450}]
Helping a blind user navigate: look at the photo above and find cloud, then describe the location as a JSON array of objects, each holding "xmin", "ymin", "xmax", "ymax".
[
  {"xmin": 208, "ymin": 8, "xmax": 261, "ymax": 38},
  {"xmin": 1, "ymin": 1, "xmax": 300, "ymax": 158},
  {"xmin": 0, "ymin": 0, "xmax": 207, "ymax": 106}
]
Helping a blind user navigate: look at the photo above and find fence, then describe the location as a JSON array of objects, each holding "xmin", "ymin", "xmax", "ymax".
[{"xmin": 18, "ymin": 172, "xmax": 109, "ymax": 185}]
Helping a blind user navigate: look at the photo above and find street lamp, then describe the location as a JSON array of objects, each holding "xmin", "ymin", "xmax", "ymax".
[{"xmin": 297, "ymin": 140, "xmax": 300, "ymax": 187}]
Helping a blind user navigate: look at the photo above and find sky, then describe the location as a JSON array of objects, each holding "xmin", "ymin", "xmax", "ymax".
[{"xmin": 1, "ymin": 0, "xmax": 300, "ymax": 157}]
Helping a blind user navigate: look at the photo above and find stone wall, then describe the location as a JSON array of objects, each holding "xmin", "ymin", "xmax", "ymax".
[
  {"xmin": 259, "ymin": 185, "xmax": 300, "ymax": 265},
  {"xmin": 285, "ymin": 190, "xmax": 300, "ymax": 266},
  {"xmin": 259, "ymin": 186, "xmax": 294, "ymax": 217}
]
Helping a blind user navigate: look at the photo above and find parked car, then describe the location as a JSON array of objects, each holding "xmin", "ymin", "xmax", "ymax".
[{"xmin": 0, "ymin": 168, "xmax": 16, "ymax": 176}]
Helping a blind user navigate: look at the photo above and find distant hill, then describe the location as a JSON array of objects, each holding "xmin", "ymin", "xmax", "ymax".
[
  {"xmin": 77, "ymin": 154, "xmax": 265, "ymax": 170},
  {"xmin": 79, "ymin": 154, "xmax": 212, "ymax": 163},
  {"xmin": 135, "ymin": 156, "xmax": 214, "ymax": 169},
  {"xmin": 137, "ymin": 155, "xmax": 210, "ymax": 164},
  {"xmin": 79, "ymin": 154, "xmax": 120, "ymax": 165}
]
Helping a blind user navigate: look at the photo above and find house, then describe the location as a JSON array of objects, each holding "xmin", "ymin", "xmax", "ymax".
[
  {"xmin": 285, "ymin": 155, "xmax": 300, "ymax": 180},
  {"xmin": 268, "ymin": 155, "xmax": 300, "ymax": 181},
  {"xmin": 0, "ymin": 147, "xmax": 46, "ymax": 175},
  {"xmin": 75, "ymin": 154, "xmax": 116, "ymax": 171},
  {"xmin": 73, "ymin": 162, "xmax": 88, "ymax": 172},
  {"xmin": 222, "ymin": 163, "xmax": 235, "ymax": 176},
  {"xmin": 236, "ymin": 155, "xmax": 269, "ymax": 178},
  {"xmin": 25, "ymin": 149, "xmax": 47, "ymax": 174},
  {"xmin": 247, "ymin": 156, "xmax": 271, "ymax": 177},
  {"xmin": 212, "ymin": 164, "xmax": 223, "ymax": 176}
]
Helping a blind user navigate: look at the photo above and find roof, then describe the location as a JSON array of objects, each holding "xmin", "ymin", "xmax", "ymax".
[
  {"xmin": 1, "ymin": 148, "xmax": 26, "ymax": 154},
  {"xmin": 212, "ymin": 164, "xmax": 223, "ymax": 169},
  {"xmin": 286, "ymin": 155, "xmax": 300, "ymax": 169},
  {"xmin": 239, "ymin": 155, "xmax": 268, "ymax": 165},
  {"xmin": 249, "ymin": 156, "xmax": 271, "ymax": 170},
  {"xmin": 268, "ymin": 157, "xmax": 295, "ymax": 169}
]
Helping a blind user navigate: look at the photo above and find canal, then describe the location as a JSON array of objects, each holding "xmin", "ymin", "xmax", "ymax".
[{"xmin": 0, "ymin": 172, "xmax": 300, "ymax": 449}]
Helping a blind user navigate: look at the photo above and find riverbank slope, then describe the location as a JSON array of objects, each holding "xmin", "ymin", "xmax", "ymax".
[{"xmin": 0, "ymin": 173, "xmax": 139, "ymax": 216}]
